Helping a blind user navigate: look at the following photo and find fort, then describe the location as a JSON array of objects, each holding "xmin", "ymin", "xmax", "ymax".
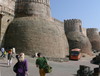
[
  {"xmin": 87, "ymin": 28, "xmax": 100, "ymax": 51},
  {"xmin": 15, "ymin": 0, "xmax": 51, "ymax": 18},
  {"xmin": 0, "ymin": 0, "xmax": 15, "ymax": 46},
  {"xmin": 0, "ymin": 0, "xmax": 100, "ymax": 58},
  {"xmin": 64, "ymin": 19, "xmax": 92, "ymax": 55}
]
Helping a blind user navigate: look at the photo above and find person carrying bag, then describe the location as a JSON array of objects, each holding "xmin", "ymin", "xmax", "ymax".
[{"xmin": 36, "ymin": 53, "xmax": 52, "ymax": 76}]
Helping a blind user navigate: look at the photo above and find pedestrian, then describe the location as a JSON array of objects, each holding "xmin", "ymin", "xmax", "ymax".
[
  {"xmin": 12, "ymin": 47, "xmax": 16, "ymax": 58},
  {"xmin": 15, "ymin": 53, "xmax": 28, "ymax": 76},
  {"xmin": 36, "ymin": 53, "xmax": 47, "ymax": 76},
  {"xmin": 16, "ymin": 54, "xmax": 19, "ymax": 62},
  {"xmin": 7, "ymin": 49, "xmax": 13, "ymax": 66},
  {"xmin": 0, "ymin": 47, "xmax": 5, "ymax": 58},
  {"xmin": 12, "ymin": 47, "xmax": 16, "ymax": 54},
  {"xmin": 4, "ymin": 50, "xmax": 7, "ymax": 58}
]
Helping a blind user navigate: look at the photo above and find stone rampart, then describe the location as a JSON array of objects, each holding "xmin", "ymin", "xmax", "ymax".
[
  {"xmin": 87, "ymin": 28, "xmax": 100, "ymax": 51},
  {"xmin": 0, "ymin": 0, "xmax": 15, "ymax": 47},
  {"xmin": 3, "ymin": 16, "xmax": 69, "ymax": 58},
  {"xmin": 64, "ymin": 19, "xmax": 92, "ymax": 55},
  {"xmin": 0, "ymin": 0, "xmax": 15, "ymax": 16},
  {"xmin": 15, "ymin": 0, "xmax": 51, "ymax": 17},
  {"xmin": 64, "ymin": 19, "xmax": 82, "ymax": 34}
]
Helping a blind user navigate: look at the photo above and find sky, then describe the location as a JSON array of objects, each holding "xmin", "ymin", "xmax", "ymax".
[{"xmin": 50, "ymin": 0, "xmax": 100, "ymax": 31}]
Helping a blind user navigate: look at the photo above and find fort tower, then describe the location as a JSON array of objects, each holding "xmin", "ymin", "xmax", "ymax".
[
  {"xmin": 3, "ymin": 0, "xmax": 69, "ymax": 58},
  {"xmin": 87, "ymin": 28, "xmax": 100, "ymax": 51},
  {"xmin": 0, "ymin": 0, "xmax": 15, "ymax": 46},
  {"xmin": 15, "ymin": 0, "xmax": 51, "ymax": 18},
  {"xmin": 64, "ymin": 19, "xmax": 92, "ymax": 55}
]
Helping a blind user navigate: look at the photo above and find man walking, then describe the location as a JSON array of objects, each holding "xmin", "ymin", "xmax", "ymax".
[{"xmin": 36, "ymin": 53, "xmax": 47, "ymax": 76}]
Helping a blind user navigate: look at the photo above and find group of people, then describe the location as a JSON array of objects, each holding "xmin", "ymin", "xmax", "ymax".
[
  {"xmin": 0, "ymin": 47, "xmax": 16, "ymax": 66},
  {"xmin": 0, "ymin": 47, "xmax": 48, "ymax": 76},
  {"xmin": 14, "ymin": 52, "xmax": 48, "ymax": 76}
]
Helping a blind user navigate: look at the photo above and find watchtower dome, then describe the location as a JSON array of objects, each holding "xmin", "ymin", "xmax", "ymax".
[{"xmin": 15, "ymin": 0, "xmax": 51, "ymax": 17}]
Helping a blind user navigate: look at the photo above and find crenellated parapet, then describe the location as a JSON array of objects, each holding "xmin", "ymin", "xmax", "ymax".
[
  {"xmin": 16, "ymin": 0, "xmax": 50, "ymax": 6},
  {"xmin": 87, "ymin": 28, "xmax": 99, "ymax": 37},
  {"xmin": 15, "ymin": 0, "xmax": 51, "ymax": 17},
  {"xmin": 0, "ymin": 5, "xmax": 14, "ymax": 16},
  {"xmin": 0, "ymin": 0, "xmax": 15, "ymax": 16},
  {"xmin": 64, "ymin": 19, "xmax": 82, "ymax": 24},
  {"xmin": 64, "ymin": 19, "xmax": 82, "ymax": 34}
]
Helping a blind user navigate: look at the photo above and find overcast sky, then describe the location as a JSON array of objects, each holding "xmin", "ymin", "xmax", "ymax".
[{"xmin": 50, "ymin": 0, "xmax": 100, "ymax": 31}]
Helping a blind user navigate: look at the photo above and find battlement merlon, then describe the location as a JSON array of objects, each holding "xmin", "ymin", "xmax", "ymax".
[
  {"xmin": 87, "ymin": 28, "xmax": 99, "ymax": 35},
  {"xmin": 0, "ymin": 5, "xmax": 15, "ymax": 16},
  {"xmin": 0, "ymin": 0, "xmax": 15, "ymax": 16},
  {"xmin": 16, "ymin": 0, "xmax": 50, "ymax": 7},
  {"xmin": 64, "ymin": 19, "xmax": 82, "ymax": 24},
  {"xmin": 64, "ymin": 19, "xmax": 82, "ymax": 33},
  {"xmin": 15, "ymin": 0, "xmax": 51, "ymax": 17}
]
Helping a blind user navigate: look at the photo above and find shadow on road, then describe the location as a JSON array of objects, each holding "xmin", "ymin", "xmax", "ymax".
[
  {"xmin": 73, "ymin": 74, "xmax": 77, "ymax": 76},
  {"xmin": 0, "ymin": 65, "xmax": 9, "ymax": 67},
  {"xmin": 0, "ymin": 62, "xmax": 8, "ymax": 67}
]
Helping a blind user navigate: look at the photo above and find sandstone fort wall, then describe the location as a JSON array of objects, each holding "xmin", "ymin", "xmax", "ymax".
[
  {"xmin": 0, "ymin": 0, "xmax": 15, "ymax": 46},
  {"xmin": 15, "ymin": 0, "xmax": 51, "ymax": 18},
  {"xmin": 87, "ymin": 28, "xmax": 100, "ymax": 51}
]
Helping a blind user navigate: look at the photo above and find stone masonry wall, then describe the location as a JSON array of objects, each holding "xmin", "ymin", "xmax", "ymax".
[
  {"xmin": 3, "ymin": 16, "xmax": 69, "ymax": 58},
  {"xmin": 87, "ymin": 28, "xmax": 100, "ymax": 51},
  {"xmin": 0, "ymin": 0, "xmax": 15, "ymax": 15},
  {"xmin": 64, "ymin": 19, "xmax": 82, "ymax": 35},
  {"xmin": 3, "ymin": 0, "xmax": 69, "ymax": 58},
  {"xmin": 15, "ymin": 0, "xmax": 51, "ymax": 18},
  {"xmin": 1, "ymin": 15, "xmax": 14, "ymax": 46},
  {"xmin": 82, "ymin": 28, "xmax": 87, "ymax": 37},
  {"xmin": 0, "ymin": 14, "xmax": 2, "ymax": 46},
  {"xmin": 64, "ymin": 19, "xmax": 92, "ymax": 55},
  {"xmin": 0, "ymin": 0, "xmax": 15, "ymax": 47}
]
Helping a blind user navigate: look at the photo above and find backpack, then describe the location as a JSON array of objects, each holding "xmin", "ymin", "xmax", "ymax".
[
  {"xmin": 42, "ymin": 57, "xmax": 52, "ymax": 73},
  {"xmin": 43, "ymin": 64, "xmax": 52, "ymax": 73},
  {"xmin": 13, "ymin": 62, "xmax": 18, "ymax": 73}
]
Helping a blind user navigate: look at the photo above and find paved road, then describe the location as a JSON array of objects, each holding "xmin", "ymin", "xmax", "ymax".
[{"xmin": 0, "ymin": 56, "xmax": 98, "ymax": 76}]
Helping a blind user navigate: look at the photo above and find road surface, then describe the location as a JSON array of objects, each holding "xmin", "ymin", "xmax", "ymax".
[{"xmin": 0, "ymin": 55, "xmax": 98, "ymax": 76}]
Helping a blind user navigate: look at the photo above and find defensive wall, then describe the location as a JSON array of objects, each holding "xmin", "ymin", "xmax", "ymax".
[
  {"xmin": 0, "ymin": 0, "xmax": 15, "ymax": 46},
  {"xmin": 1, "ymin": 0, "xmax": 100, "ymax": 58},
  {"xmin": 64, "ymin": 19, "xmax": 92, "ymax": 55},
  {"xmin": 87, "ymin": 28, "xmax": 100, "ymax": 51},
  {"xmin": 15, "ymin": 0, "xmax": 51, "ymax": 18},
  {"xmin": 82, "ymin": 28, "xmax": 87, "ymax": 37},
  {"xmin": 64, "ymin": 19, "xmax": 82, "ymax": 34},
  {"xmin": 2, "ymin": 0, "xmax": 69, "ymax": 58}
]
